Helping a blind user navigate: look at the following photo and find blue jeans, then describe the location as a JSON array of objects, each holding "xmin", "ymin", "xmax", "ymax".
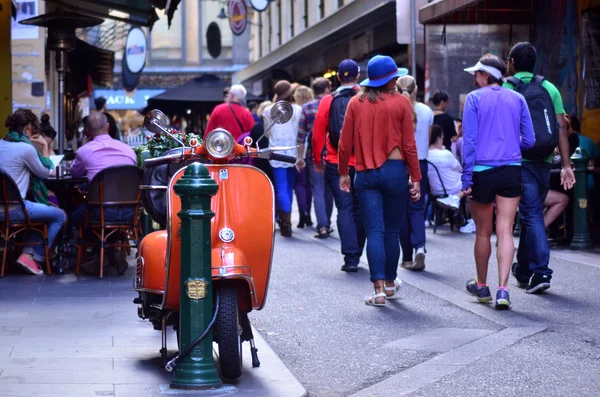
[
  {"xmin": 325, "ymin": 162, "xmax": 365, "ymax": 266},
  {"xmin": 307, "ymin": 155, "xmax": 333, "ymax": 229},
  {"xmin": 515, "ymin": 162, "xmax": 552, "ymax": 280},
  {"xmin": 272, "ymin": 167, "xmax": 296, "ymax": 213},
  {"xmin": 71, "ymin": 203, "xmax": 136, "ymax": 228},
  {"xmin": 355, "ymin": 160, "xmax": 408, "ymax": 282},
  {"xmin": 400, "ymin": 160, "xmax": 428, "ymax": 261},
  {"xmin": 1, "ymin": 201, "xmax": 67, "ymax": 262}
]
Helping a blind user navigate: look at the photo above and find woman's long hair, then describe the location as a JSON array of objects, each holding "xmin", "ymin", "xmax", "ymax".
[
  {"xmin": 358, "ymin": 85, "xmax": 397, "ymax": 104},
  {"xmin": 397, "ymin": 75, "xmax": 417, "ymax": 106},
  {"xmin": 396, "ymin": 75, "xmax": 418, "ymax": 128},
  {"xmin": 293, "ymin": 86, "xmax": 314, "ymax": 107},
  {"xmin": 5, "ymin": 109, "xmax": 39, "ymax": 136}
]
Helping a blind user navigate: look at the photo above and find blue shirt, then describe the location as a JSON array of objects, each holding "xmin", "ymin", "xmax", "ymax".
[{"xmin": 461, "ymin": 86, "xmax": 536, "ymax": 190}]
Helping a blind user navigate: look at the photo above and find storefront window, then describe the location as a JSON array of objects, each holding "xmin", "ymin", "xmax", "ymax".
[{"xmin": 150, "ymin": 7, "xmax": 183, "ymax": 61}]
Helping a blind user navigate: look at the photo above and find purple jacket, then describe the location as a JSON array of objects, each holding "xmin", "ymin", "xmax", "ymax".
[{"xmin": 461, "ymin": 86, "xmax": 536, "ymax": 190}]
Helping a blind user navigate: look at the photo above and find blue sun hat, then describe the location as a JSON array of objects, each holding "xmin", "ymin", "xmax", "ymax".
[{"xmin": 360, "ymin": 55, "xmax": 409, "ymax": 88}]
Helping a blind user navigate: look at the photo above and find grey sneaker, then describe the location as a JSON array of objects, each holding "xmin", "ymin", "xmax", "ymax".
[
  {"xmin": 465, "ymin": 279, "xmax": 492, "ymax": 303},
  {"xmin": 413, "ymin": 247, "xmax": 426, "ymax": 271}
]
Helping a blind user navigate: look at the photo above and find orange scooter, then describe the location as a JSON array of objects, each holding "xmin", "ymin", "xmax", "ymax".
[{"xmin": 133, "ymin": 103, "xmax": 295, "ymax": 380}]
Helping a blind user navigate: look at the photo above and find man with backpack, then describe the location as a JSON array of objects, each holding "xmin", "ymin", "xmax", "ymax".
[
  {"xmin": 312, "ymin": 59, "xmax": 365, "ymax": 272},
  {"xmin": 504, "ymin": 42, "xmax": 576, "ymax": 294}
]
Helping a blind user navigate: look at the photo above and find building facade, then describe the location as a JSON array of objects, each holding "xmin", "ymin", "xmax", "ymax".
[{"xmin": 235, "ymin": 0, "xmax": 412, "ymax": 97}]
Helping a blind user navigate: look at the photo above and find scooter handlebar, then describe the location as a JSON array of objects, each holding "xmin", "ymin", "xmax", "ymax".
[
  {"xmin": 269, "ymin": 152, "xmax": 297, "ymax": 164},
  {"xmin": 144, "ymin": 152, "xmax": 185, "ymax": 167}
]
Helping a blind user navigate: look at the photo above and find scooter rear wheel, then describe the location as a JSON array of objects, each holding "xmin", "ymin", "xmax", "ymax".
[{"xmin": 215, "ymin": 286, "xmax": 243, "ymax": 380}]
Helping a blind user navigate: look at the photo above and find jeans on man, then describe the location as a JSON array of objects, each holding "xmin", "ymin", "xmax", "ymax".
[
  {"xmin": 307, "ymin": 155, "xmax": 333, "ymax": 229},
  {"xmin": 272, "ymin": 167, "xmax": 296, "ymax": 213},
  {"xmin": 515, "ymin": 161, "xmax": 552, "ymax": 281},
  {"xmin": 324, "ymin": 162, "xmax": 365, "ymax": 266},
  {"xmin": 0, "ymin": 200, "xmax": 66, "ymax": 262},
  {"xmin": 400, "ymin": 160, "xmax": 428, "ymax": 261},
  {"xmin": 355, "ymin": 160, "xmax": 408, "ymax": 282}
]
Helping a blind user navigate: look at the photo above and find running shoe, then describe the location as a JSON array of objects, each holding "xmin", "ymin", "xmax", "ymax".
[
  {"xmin": 526, "ymin": 275, "xmax": 551, "ymax": 294},
  {"xmin": 413, "ymin": 247, "xmax": 426, "ymax": 271},
  {"xmin": 465, "ymin": 279, "xmax": 492, "ymax": 302},
  {"xmin": 511, "ymin": 262, "xmax": 529, "ymax": 288},
  {"xmin": 437, "ymin": 195, "xmax": 460, "ymax": 209},
  {"xmin": 16, "ymin": 254, "xmax": 44, "ymax": 275},
  {"xmin": 495, "ymin": 289, "xmax": 511, "ymax": 310},
  {"xmin": 460, "ymin": 219, "xmax": 476, "ymax": 234},
  {"xmin": 400, "ymin": 261, "xmax": 414, "ymax": 269},
  {"xmin": 424, "ymin": 220, "xmax": 431, "ymax": 228}
]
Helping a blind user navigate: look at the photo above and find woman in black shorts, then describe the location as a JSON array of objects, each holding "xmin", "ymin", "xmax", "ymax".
[{"xmin": 461, "ymin": 54, "xmax": 535, "ymax": 309}]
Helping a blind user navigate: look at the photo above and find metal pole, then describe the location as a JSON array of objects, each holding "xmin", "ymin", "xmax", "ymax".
[
  {"xmin": 411, "ymin": 0, "xmax": 417, "ymax": 77},
  {"xmin": 56, "ymin": 50, "xmax": 67, "ymax": 155},
  {"xmin": 171, "ymin": 163, "xmax": 222, "ymax": 390},
  {"xmin": 570, "ymin": 148, "xmax": 592, "ymax": 250}
]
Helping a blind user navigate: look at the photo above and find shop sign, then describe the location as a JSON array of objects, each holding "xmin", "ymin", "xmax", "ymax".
[
  {"xmin": 249, "ymin": 0, "xmax": 270, "ymax": 12},
  {"xmin": 228, "ymin": 0, "xmax": 247, "ymax": 36},
  {"xmin": 93, "ymin": 89, "xmax": 165, "ymax": 111},
  {"xmin": 125, "ymin": 27, "xmax": 147, "ymax": 74}
]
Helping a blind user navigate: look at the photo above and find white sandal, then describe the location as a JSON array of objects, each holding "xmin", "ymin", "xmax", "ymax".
[
  {"xmin": 364, "ymin": 292, "xmax": 386, "ymax": 307},
  {"xmin": 384, "ymin": 279, "xmax": 403, "ymax": 299}
]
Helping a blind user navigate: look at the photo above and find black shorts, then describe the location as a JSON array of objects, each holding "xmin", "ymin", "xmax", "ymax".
[{"xmin": 471, "ymin": 165, "xmax": 522, "ymax": 204}]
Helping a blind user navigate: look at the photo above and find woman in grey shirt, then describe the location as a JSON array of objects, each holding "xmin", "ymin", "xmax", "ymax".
[{"xmin": 0, "ymin": 109, "xmax": 66, "ymax": 275}]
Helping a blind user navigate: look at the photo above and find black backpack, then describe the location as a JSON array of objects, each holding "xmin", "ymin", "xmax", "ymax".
[
  {"xmin": 506, "ymin": 75, "xmax": 559, "ymax": 160},
  {"xmin": 328, "ymin": 89, "xmax": 357, "ymax": 150}
]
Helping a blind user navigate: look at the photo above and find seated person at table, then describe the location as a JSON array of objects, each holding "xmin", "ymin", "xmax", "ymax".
[
  {"xmin": 428, "ymin": 124, "xmax": 466, "ymax": 208},
  {"xmin": 69, "ymin": 112, "xmax": 137, "ymax": 227},
  {"xmin": 0, "ymin": 109, "xmax": 67, "ymax": 275},
  {"xmin": 34, "ymin": 114, "xmax": 59, "ymax": 206}
]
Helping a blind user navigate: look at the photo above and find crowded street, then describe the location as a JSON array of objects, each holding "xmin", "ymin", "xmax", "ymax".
[
  {"xmin": 2, "ymin": 0, "xmax": 600, "ymax": 396},
  {"xmin": 1, "ymin": 217, "xmax": 599, "ymax": 396}
]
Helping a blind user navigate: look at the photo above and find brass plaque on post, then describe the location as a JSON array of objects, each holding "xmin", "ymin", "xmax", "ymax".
[{"xmin": 186, "ymin": 278, "xmax": 208, "ymax": 300}]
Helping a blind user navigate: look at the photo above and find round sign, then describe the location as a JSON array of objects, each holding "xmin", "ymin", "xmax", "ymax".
[
  {"xmin": 228, "ymin": 0, "xmax": 247, "ymax": 36},
  {"xmin": 206, "ymin": 22, "xmax": 222, "ymax": 59},
  {"xmin": 125, "ymin": 27, "xmax": 147, "ymax": 74},
  {"xmin": 249, "ymin": 0, "xmax": 270, "ymax": 12}
]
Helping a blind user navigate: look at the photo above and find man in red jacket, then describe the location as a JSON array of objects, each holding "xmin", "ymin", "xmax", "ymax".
[
  {"xmin": 206, "ymin": 84, "xmax": 255, "ymax": 141},
  {"xmin": 312, "ymin": 59, "xmax": 365, "ymax": 272}
]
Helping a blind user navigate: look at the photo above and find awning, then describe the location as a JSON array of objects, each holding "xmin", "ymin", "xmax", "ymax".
[
  {"xmin": 234, "ymin": 0, "xmax": 396, "ymax": 84},
  {"xmin": 67, "ymin": 39, "xmax": 115, "ymax": 95},
  {"xmin": 44, "ymin": 0, "xmax": 159, "ymax": 26},
  {"xmin": 419, "ymin": 0, "xmax": 533, "ymax": 25}
]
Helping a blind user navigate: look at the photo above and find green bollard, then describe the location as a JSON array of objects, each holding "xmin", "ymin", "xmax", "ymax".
[
  {"xmin": 570, "ymin": 148, "xmax": 592, "ymax": 250},
  {"xmin": 170, "ymin": 163, "xmax": 222, "ymax": 390}
]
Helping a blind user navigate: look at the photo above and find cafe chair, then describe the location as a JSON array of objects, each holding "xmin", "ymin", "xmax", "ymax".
[
  {"xmin": 76, "ymin": 165, "xmax": 142, "ymax": 278},
  {"xmin": 0, "ymin": 170, "xmax": 51, "ymax": 277}
]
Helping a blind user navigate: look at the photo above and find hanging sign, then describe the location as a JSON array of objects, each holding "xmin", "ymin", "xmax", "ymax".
[
  {"xmin": 228, "ymin": 0, "xmax": 247, "ymax": 36},
  {"xmin": 122, "ymin": 27, "xmax": 147, "ymax": 91},
  {"xmin": 249, "ymin": 0, "xmax": 270, "ymax": 12}
]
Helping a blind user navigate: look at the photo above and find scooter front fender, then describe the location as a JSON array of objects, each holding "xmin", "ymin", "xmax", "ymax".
[
  {"xmin": 211, "ymin": 246, "xmax": 258, "ymax": 309},
  {"xmin": 135, "ymin": 230, "xmax": 168, "ymax": 294}
]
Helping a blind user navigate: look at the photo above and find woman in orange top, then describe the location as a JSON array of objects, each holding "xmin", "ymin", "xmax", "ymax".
[{"xmin": 338, "ymin": 55, "xmax": 422, "ymax": 307}]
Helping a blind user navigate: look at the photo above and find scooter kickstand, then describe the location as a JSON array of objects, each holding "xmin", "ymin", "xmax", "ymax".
[{"xmin": 250, "ymin": 338, "xmax": 260, "ymax": 368}]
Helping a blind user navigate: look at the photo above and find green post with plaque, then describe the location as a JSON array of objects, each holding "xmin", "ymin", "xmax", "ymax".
[
  {"xmin": 570, "ymin": 148, "xmax": 591, "ymax": 250},
  {"xmin": 170, "ymin": 163, "xmax": 222, "ymax": 389}
]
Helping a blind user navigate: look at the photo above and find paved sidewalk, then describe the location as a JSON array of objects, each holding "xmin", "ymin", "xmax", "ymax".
[{"xmin": 0, "ymin": 258, "xmax": 306, "ymax": 397}]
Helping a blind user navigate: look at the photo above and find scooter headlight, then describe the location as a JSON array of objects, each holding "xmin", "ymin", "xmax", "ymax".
[{"xmin": 205, "ymin": 129, "xmax": 235, "ymax": 159}]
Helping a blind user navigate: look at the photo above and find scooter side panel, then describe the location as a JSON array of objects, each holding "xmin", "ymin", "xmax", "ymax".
[
  {"xmin": 164, "ymin": 165, "xmax": 274, "ymax": 311},
  {"xmin": 137, "ymin": 230, "xmax": 167, "ymax": 293}
]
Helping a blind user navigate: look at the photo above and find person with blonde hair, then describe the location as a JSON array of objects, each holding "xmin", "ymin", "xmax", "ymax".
[
  {"xmin": 396, "ymin": 75, "xmax": 433, "ymax": 271},
  {"xmin": 293, "ymin": 85, "xmax": 314, "ymax": 107}
]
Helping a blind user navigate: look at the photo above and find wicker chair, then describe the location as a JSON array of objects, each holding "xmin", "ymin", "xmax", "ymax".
[
  {"xmin": 76, "ymin": 165, "xmax": 142, "ymax": 278},
  {"xmin": 0, "ymin": 170, "xmax": 51, "ymax": 277}
]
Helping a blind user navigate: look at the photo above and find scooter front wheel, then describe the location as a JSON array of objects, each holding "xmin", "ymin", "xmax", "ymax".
[{"xmin": 214, "ymin": 286, "xmax": 243, "ymax": 380}]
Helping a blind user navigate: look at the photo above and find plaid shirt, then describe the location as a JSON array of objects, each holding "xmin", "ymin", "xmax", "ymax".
[{"xmin": 297, "ymin": 95, "xmax": 325, "ymax": 146}]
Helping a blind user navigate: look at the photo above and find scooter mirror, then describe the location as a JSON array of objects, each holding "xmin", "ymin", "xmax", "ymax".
[
  {"xmin": 144, "ymin": 109, "xmax": 170, "ymax": 135},
  {"xmin": 270, "ymin": 101, "xmax": 294, "ymax": 124}
]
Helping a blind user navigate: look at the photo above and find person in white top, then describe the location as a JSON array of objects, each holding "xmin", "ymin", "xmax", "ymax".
[
  {"xmin": 396, "ymin": 75, "xmax": 433, "ymax": 271},
  {"xmin": 263, "ymin": 80, "xmax": 302, "ymax": 237},
  {"xmin": 427, "ymin": 125, "xmax": 475, "ymax": 233}
]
